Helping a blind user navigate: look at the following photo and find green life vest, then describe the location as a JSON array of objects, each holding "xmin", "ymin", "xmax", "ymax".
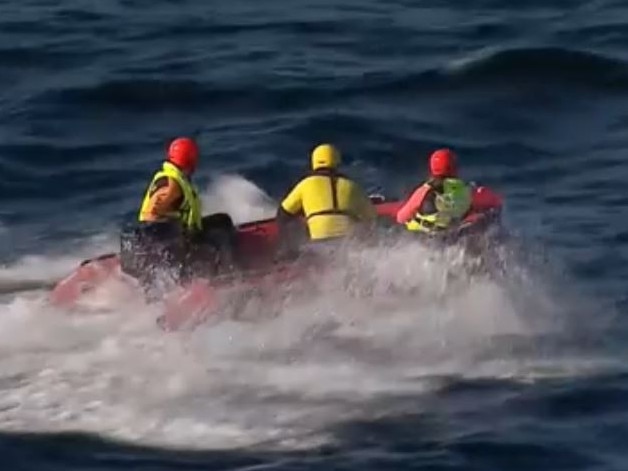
[
  {"xmin": 138, "ymin": 162, "xmax": 202, "ymax": 233},
  {"xmin": 406, "ymin": 178, "xmax": 472, "ymax": 233}
]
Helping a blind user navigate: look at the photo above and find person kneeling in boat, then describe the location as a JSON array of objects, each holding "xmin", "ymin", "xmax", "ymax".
[
  {"xmin": 120, "ymin": 137, "xmax": 236, "ymax": 293},
  {"xmin": 395, "ymin": 148, "xmax": 473, "ymax": 236},
  {"xmin": 276, "ymin": 143, "xmax": 377, "ymax": 256}
]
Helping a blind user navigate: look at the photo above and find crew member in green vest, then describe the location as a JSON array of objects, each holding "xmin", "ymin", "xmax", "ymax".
[
  {"xmin": 121, "ymin": 137, "xmax": 235, "ymax": 293},
  {"xmin": 395, "ymin": 148, "xmax": 473, "ymax": 233},
  {"xmin": 138, "ymin": 137, "xmax": 203, "ymax": 231}
]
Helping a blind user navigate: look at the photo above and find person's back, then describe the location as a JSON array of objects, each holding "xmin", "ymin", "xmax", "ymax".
[
  {"xmin": 278, "ymin": 144, "xmax": 376, "ymax": 242},
  {"xmin": 138, "ymin": 165, "xmax": 202, "ymax": 235},
  {"xmin": 292, "ymin": 168, "xmax": 375, "ymax": 240}
]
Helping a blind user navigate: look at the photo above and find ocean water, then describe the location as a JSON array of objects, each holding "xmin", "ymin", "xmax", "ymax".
[{"xmin": 1, "ymin": 0, "xmax": 628, "ymax": 469}]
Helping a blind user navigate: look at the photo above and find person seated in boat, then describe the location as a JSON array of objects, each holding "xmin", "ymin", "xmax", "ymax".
[
  {"xmin": 276, "ymin": 143, "xmax": 377, "ymax": 254},
  {"xmin": 395, "ymin": 148, "xmax": 473, "ymax": 234},
  {"xmin": 120, "ymin": 137, "xmax": 236, "ymax": 290}
]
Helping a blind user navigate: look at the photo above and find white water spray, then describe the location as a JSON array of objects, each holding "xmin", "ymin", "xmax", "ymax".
[{"xmin": 0, "ymin": 175, "xmax": 617, "ymax": 451}]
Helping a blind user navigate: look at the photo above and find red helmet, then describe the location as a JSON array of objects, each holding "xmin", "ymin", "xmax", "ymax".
[
  {"xmin": 429, "ymin": 148, "xmax": 457, "ymax": 177},
  {"xmin": 167, "ymin": 137, "xmax": 199, "ymax": 174}
]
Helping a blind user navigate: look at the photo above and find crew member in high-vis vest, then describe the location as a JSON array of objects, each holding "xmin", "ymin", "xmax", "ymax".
[
  {"xmin": 138, "ymin": 137, "xmax": 202, "ymax": 233},
  {"xmin": 122, "ymin": 137, "xmax": 204, "ymax": 288},
  {"xmin": 121, "ymin": 136, "xmax": 237, "ymax": 297},
  {"xmin": 277, "ymin": 144, "xmax": 377, "ymax": 244},
  {"xmin": 396, "ymin": 148, "xmax": 472, "ymax": 233}
]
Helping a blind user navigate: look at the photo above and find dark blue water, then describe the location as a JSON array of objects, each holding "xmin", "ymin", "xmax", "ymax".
[{"xmin": 1, "ymin": 0, "xmax": 628, "ymax": 470}]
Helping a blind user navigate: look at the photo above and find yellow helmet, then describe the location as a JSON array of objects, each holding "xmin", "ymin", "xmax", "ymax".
[{"xmin": 311, "ymin": 144, "xmax": 341, "ymax": 170}]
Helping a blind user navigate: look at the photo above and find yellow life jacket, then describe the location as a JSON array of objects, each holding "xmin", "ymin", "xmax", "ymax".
[
  {"xmin": 280, "ymin": 169, "xmax": 372, "ymax": 240},
  {"xmin": 405, "ymin": 178, "xmax": 472, "ymax": 233},
  {"xmin": 138, "ymin": 162, "xmax": 202, "ymax": 233}
]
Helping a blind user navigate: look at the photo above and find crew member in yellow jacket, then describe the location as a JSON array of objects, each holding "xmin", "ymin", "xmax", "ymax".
[{"xmin": 277, "ymin": 144, "xmax": 377, "ymax": 248}]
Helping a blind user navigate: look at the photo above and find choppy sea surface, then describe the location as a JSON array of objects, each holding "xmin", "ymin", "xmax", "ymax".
[{"xmin": 1, "ymin": 1, "xmax": 628, "ymax": 470}]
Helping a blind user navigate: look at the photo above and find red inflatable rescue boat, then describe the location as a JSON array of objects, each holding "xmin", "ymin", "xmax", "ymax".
[{"xmin": 49, "ymin": 186, "xmax": 503, "ymax": 330}]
